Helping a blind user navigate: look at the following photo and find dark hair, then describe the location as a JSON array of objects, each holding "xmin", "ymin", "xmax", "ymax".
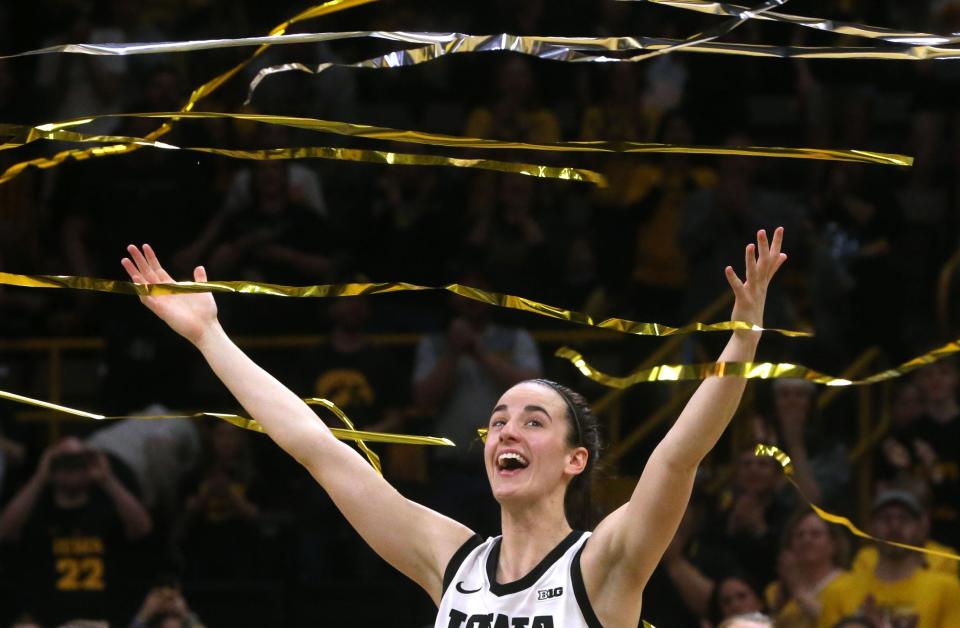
[
  {"xmin": 708, "ymin": 572, "xmax": 766, "ymax": 625},
  {"xmin": 833, "ymin": 618, "xmax": 877, "ymax": 628},
  {"xmin": 526, "ymin": 379, "xmax": 601, "ymax": 530}
]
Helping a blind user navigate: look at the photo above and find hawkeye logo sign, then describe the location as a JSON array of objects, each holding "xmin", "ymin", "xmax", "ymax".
[{"xmin": 536, "ymin": 587, "xmax": 563, "ymax": 601}]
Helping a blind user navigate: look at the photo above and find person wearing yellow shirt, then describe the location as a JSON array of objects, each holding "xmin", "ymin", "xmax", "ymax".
[
  {"xmin": 765, "ymin": 510, "xmax": 846, "ymax": 628},
  {"xmin": 853, "ymin": 538, "xmax": 958, "ymax": 577},
  {"xmin": 818, "ymin": 490, "xmax": 960, "ymax": 628}
]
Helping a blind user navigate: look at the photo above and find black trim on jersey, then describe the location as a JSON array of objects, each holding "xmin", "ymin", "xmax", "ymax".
[
  {"xmin": 486, "ymin": 530, "xmax": 584, "ymax": 596},
  {"xmin": 442, "ymin": 534, "xmax": 485, "ymax": 595},
  {"xmin": 571, "ymin": 540, "xmax": 603, "ymax": 628}
]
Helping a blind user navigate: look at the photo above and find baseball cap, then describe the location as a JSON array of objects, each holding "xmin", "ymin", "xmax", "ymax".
[{"xmin": 871, "ymin": 489, "xmax": 923, "ymax": 518}]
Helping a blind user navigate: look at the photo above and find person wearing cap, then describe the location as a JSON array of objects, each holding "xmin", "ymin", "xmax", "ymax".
[
  {"xmin": 851, "ymin": 484, "xmax": 959, "ymax": 577},
  {"xmin": 817, "ymin": 489, "xmax": 960, "ymax": 628}
]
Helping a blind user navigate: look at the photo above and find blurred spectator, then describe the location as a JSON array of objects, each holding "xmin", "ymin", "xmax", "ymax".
[
  {"xmin": 765, "ymin": 510, "xmax": 847, "ymax": 628},
  {"xmin": 695, "ymin": 446, "xmax": 793, "ymax": 585},
  {"xmin": 0, "ymin": 425, "xmax": 26, "ymax": 497},
  {"xmin": 293, "ymin": 295, "xmax": 412, "ymax": 584},
  {"xmin": 464, "ymin": 173, "xmax": 558, "ymax": 297},
  {"xmin": 681, "ymin": 134, "xmax": 804, "ymax": 333},
  {"xmin": 818, "ymin": 489, "xmax": 960, "ymax": 628},
  {"xmin": 580, "ymin": 64, "xmax": 657, "ymax": 150},
  {"xmin": 661, "ymin": 499, "xmax": 770, "ymax": 626},
  {"xmin": 910, "ymin": 360, "xmax": 960, "ymax": 548},
  {"xmin": 34, "ymin": 2, "xmax": 127, "ymax": 133},
  {"xmin": 221, "ymin": 126, "xmax": 327, "ymax": 219},
  {"xmin": 812, "ymin": 164, "xmax": 897, "ymax": 358},
  {"xmin": 86, "ymin": 416, "xmax": 201, "ymax": 524},
  {"xmin": 851, "ymin": 480, "xmax": 959, "ymax": 578},
  {"xmin": 660, "ymin": 498, "xmax": 714, "ymax": 623},
  {"xmin": 191, "ymin": 160, "xmax": 333, "ymax": 284},
  {"xmin": 0, "ymin": 437, "xmax": 152, "ymax": 625},
  {"xmin": 763, "ymin": 378, "xmax": 849, "ymax": 506},
  {"xmin": 175, "ymin": 422, "xmax": 262, "ymax": 581},
  {"xmin": 464, "ymin": 56, "xmax": 560, "ymax": 144},
  {"xmin": 629, "ymin": 114, "xmax": 717, "ymax": 323},
  {"xmin": 892, "ymin": 111, "xmax": 952, "ymax": 348},
  {"xmin": 709, "ymin": 574, "xmax": 768, "ymax": 627},
  {"xmin": 8, "ymin": 614, "xmax": 43, "ymax": 628},
  {"xmin": 718, "ymin": 612, "xmax": 773, "ymax": 628},
  {"xmin": 366, "ymin": 166, "xmax": 457, "ymax": 284},
  {"xmin": 129, "ymin": 575, "xmax": 204, "ymax": 628},
  {"xmin": 413, "ymin": 271, "xmax": 542, "ymax": 533},
  {"xmin": 876, "ymin": 381, "xmax": 928, "ymax": 485}
]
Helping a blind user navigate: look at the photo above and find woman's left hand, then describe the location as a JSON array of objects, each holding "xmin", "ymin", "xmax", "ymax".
[{"xmin": 725, "ymin": 227, "xmax": 787, "ymax": 330}]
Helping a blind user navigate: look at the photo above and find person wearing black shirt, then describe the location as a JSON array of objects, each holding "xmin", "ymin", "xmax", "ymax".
[{"xmin": 0, "ymin": 437, "xmax": 152, "ymax": 625}]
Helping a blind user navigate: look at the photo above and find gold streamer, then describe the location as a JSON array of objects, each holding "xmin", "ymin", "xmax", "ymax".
[
  {"xmin": 0, "ymin": 272, "xmax": 811, "ymax": 338},
  {"xmin": 756, "ymin": 444, "xmax": 960, "ymax": 562},
  {"xmin": 640, "ymin": 0, "xmax": 960, "ymax": 47},
  {"xmin": 243, "ymin": 0, "xmax": 790, "ymax": 97},
  {"xmin": 246, "ymin": 31, "xmax": 960, "ymax": 104},
  {"xmin": 0, "ymin": 112, "xmax": 912, "ymax": 172},
  {"xmin": 556, "ymin": 338, "xmax": 960, "ymax": 387},
  {"xmin": 0, "ymin": 126, "xmax": 604, "ymax": 186},
  {"xmin": 0, "ymin": 388, "xmax": 455, "ymax": 475},
  {"xmin": 0, "ymin": 0, "xmax": 376, "ymax": 184}
]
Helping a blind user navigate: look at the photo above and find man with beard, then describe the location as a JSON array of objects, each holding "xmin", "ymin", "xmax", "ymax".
[{"xmin": 818, "ymin": 490, "xmax": 960, "ymax": 628}]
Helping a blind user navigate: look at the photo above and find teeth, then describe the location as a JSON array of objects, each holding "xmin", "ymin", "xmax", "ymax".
[{"xmin": 497, "ymin": 452, "xmax": 529, "ymax": 468}]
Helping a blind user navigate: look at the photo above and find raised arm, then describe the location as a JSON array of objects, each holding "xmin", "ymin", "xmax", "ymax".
[
  {"xmin": 121, "ymin": 245, "xmax": 473, "ymax": 602},
  {"xmin": 583, "ymin": 228, "xmax": 787, "ymax": 622}
]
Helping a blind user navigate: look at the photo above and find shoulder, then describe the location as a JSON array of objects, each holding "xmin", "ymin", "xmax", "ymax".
[
  {"xmin": 440, "ymin": 534, "xmax": 490, "ymax": 595},
  {"xmin": 821, "ymin": 570, "xmax": 864, "ymax": 599},
  {"xmin": 915, "ymin": 568, "xmax": 960, "ymax": 593}
]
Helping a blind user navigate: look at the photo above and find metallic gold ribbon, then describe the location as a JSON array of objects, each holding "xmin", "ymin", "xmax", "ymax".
[
  {"xmin": 6, "ymin": 0, "xmax": 954, "ymax": 63},
  {"xmin": 556, "ymin": 338, "xmax": 960, "ymax": 387},
  {"xmin": 640, "ymin": 0, "xmax": 960, "ymax": 47},
  {"xmin": 0, "ymin": 126, "xmax": 604, "ymax": 186},
  {"xmin": 246, "ymin": 30, "xmax": 960, "ymax": 103},
  {"xmin": 0, "ymin": 272, "xmax": 810, "ymax": 338},
  {"xmin": 0, "ymin": 389, "xmax": 455, "ymax": 475},
  {"xmin": 243, "ymin": 0, "xmax": 791, "ymax": 97},
  {"xmin": 756, "ymin": 444, "xmax": 960, "ymax": 562},
  {"xmin": 0, "ymin": 112, "xmax": 912, "ymax": 172},
  {"xmin": 0, "ymin": 0, "xmax": 376, "ymax": 185}
]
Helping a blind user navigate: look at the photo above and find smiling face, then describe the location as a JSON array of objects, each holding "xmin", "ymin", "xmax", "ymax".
[
  {"xmin": 789, "ymin": 512, "xmax": 835, "ymax": 567},
  {"xmin": 484, "ymin": 382, "xmax": 588, "ymax": 511}
]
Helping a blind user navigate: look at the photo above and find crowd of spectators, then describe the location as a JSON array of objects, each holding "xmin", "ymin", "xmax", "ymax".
[{"xmin": 1, "ymin": 0, "xmax": 960, "ymax": 625}]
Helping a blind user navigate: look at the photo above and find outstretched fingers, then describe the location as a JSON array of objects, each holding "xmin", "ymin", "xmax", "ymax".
[
  {"xmin": 744, "ymin": 242, "xmax": 757, "ymax": 285},
  {"xmin": 142, "ymin": 244, "xmax": 175, "ymax": 283},
  {"xmin": 120, "ymin": 257, "xmax": 143, "ymax": 283},
  {"xmin": 769, "ymin": 226, "xmax": 783, "ymax": 258},
  {"xmin": 725, "ymin": 265, "xmax": 745, "ymax": 294},
  {"xmin": 125, "ymin": 245, "xmax": 157, "ymax": 283}
]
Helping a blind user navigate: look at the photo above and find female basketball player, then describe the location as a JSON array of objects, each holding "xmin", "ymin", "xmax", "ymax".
[{"xmin": 122, "ymin": 227, "xmax": 786, "ymax": 628}]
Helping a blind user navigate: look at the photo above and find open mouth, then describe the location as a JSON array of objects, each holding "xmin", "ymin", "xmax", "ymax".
[{"xmin": 496, "ymin": 451, "xmax": 529, "ymax": 473}]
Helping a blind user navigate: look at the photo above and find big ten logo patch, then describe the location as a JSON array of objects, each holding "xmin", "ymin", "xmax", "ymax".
[
  {"xmin": 52, "ymin": 536, "xmax": 105, "ymax": 591},
  {"xmin": 537, "ymin": 587, "xmax": 563, "ymax": 601}
]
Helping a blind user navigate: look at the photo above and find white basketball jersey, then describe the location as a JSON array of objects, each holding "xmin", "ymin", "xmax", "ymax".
[{"xmin": 435, "ymin": 530, "xmax": 601, "ymax": 628}]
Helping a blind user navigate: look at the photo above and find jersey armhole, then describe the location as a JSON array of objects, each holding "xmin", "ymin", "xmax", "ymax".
[
  {"xmin": 571, "ymin": 541, "xmax": 604, "ymax": 628},
  {"xmin": 441, "ymin": 534, "xmax": 485, "ymax": 595}
]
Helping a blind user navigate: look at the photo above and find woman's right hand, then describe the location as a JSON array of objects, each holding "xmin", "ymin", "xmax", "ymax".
[{"xmin": 121, "ymin": 244, "xmax": 219, "ymax": 345}]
